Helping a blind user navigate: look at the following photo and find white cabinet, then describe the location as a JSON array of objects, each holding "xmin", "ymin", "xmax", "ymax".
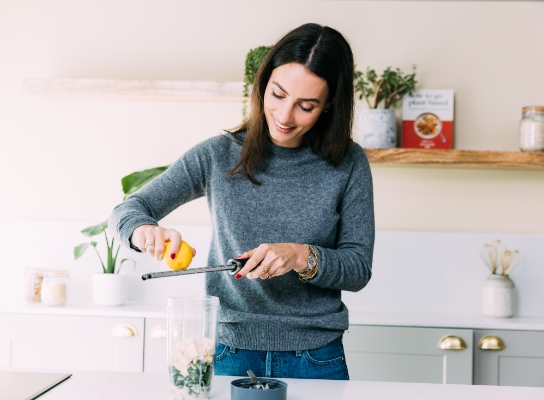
[
  {"xmin": 144, "ymin": 318, "xmax": 167, "ymax": 373},
  {"xmin": 3, "ymin": 308, "xmax": 543, "ymax": 388},
  {"xmin": 344, "ymin": 325, "xmax": 473, "ymax": 384},
  {"xmin": 0, "ymin": 314, "xmax": 144, "ymax": 372}
]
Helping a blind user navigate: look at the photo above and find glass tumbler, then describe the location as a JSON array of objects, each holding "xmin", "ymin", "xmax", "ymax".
[{"xmin": 167, "ymin": 296, "xmax": 220, "ymax": 400}]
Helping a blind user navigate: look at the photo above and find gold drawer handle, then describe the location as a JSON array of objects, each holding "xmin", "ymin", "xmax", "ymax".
[
  {"xmin": 439, "ymin": 335, "xmax": 467, "ymax": 350},
  {"xmin": 478, "ymin": 335, "xmax": 505, "ymax": 350},
  {"xmin": 111, "ymin": 323, "xmax": 137, "ymax": 338},
  {"xmin": 150, "ymin": 324, "xmax": 167, "ymax": 339}
]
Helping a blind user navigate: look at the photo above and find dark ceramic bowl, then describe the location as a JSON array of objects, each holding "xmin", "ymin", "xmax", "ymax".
[{"xmin": 231, "ymin": 378, "xmax": 288, "ymax": 400}]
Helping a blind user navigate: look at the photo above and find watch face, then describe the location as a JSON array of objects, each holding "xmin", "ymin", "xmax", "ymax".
[{"xmin": 308, "ymin": 255, "xmax": 317, "ymax": 268}]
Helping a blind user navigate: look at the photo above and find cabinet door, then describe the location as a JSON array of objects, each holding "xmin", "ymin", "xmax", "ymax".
[
  {"xmin": 344, "ymin": 325, "xmax": 473, "ymax": 384},
  {"xmin": 474, "ymin": 329, "xmax": 544, "ymax": 387},
  {"xmin": 0, "ymin": 314, "xmax": 144, "ymax": 372},
  {"xmin": 144, "ymin": 318, "xmax": 168, "ymax": 373}
]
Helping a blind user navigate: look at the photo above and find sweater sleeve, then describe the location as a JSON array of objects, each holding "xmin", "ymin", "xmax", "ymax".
[
  {"xmin": 108, "ymin": 140, "xmax": 211, "ymax": 251},
  {"xmin": 308, "ymin": 146, "xmax": 375, "ymax": 292}
]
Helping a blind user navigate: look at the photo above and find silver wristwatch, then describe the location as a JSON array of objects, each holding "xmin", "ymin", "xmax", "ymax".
[{"xmin": 296, "ymin": 244, "xmax": 317, "ymax": 275}]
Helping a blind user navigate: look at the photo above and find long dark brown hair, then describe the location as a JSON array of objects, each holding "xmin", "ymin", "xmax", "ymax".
[{"xmin": 227, "ymin": 23, "xmax": 355, "ymax": 184}]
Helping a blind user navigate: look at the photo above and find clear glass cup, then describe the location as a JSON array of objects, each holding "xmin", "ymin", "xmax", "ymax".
[
  {"xmin": 41, "ymin": 270, "xmax": 69, "ymax": 306},
  {"xmin": 167, "ymin": 296, "xmax": 220, "ymax": 400}
]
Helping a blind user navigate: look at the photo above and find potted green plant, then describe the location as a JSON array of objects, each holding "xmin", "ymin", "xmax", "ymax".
[
  {"xmin": 74, "ymin": 165, "xmax": 169, "ymax": 306},
  {"xmin": 74, "ymin": 221, "xmax": 136, "ymax": 306},
  {"xmin": 354, "ymin": 66, "xmax": 417, "ymax": 148},
  {"xmin": 242, "ymin": 45, "xmax": 271, "ymax": 118}
]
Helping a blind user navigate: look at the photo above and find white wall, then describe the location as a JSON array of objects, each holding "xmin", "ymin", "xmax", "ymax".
[
  {"xmin": 8, "ymin": 222, "xmax": 544, "ymax": 317},
  {"xmin": 1, "ymin": 1, "xmax": 544, "ymax": 303},
  {"xmin": 1, "ymin": 1, "xmax": 543, "ymax": 233}
]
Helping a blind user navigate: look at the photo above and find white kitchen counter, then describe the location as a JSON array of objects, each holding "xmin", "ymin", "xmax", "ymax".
[
  {"xmin": 2, "ymin": 300, "xmax": 544, "ymax": 331},
  {"xmin": 11, "ymin": 369, "xmax": 543, "ymax": 400}
]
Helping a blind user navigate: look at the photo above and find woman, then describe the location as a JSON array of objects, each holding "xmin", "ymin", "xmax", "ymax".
[{"xmin": 109, "ymin": 23, "xmax": 374, "ymax": 380}]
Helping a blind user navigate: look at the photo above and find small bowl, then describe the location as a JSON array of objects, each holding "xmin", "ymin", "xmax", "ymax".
[{"xmin": 231, "ymin": 378, "xmax": 288, "ymax": 400}]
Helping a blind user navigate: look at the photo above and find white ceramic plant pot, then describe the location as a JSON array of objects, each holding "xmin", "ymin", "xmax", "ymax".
[
  {"xmin": 482, "ymin": 274, "xmax": 516, "ymax": 318},
  {"xmin": 357, "ymin": 109, "xmax": 397, "ymax": 148},
  {"xmin": 92, "ymin": 272, "xmax": 128, "ymax": 306}
]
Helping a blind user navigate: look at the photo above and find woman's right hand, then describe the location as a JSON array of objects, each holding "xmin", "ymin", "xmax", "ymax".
[{"xmin": 130, "ymin": 224, "xmax": 196, "ymax": 261}]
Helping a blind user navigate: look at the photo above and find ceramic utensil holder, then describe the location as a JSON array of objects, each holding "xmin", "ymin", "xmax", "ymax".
[{"xmin": 482, "ymin": 274, "xmax": 516, "ymax": 318}]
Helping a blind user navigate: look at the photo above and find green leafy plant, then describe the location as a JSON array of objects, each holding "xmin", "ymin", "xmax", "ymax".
[
  {"xmin": 73, "ymin": 166, "xmax": 172, "ymax": 273},
  {"xmin": 74, "ymin": 221, "xmax": 135, "ymax": 274},
  {"xmin": 354, "ymin": 66, "xmax": 417, "ymax": 109},
  {"xmin": 243, "ymin": 45, "xmax": 271, "ymax": 118},
  {"xmin": 121, "ymin": 166, "xmax": 169, "ymax": 200}
]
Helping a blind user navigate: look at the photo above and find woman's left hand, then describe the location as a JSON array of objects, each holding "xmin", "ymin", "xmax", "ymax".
[{"xmin": 236, "ymin": 243, "xmax": 309, "ymax": 280}]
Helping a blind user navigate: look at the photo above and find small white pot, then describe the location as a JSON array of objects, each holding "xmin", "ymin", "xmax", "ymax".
[
  {"xmin": 482, "ymin": 274, "xmax": 516, "ymax": 318},
  {"xmin": 357, "ymin": 109, "xmax": 397, "ymax": 148},
  {"xmin": 92, "ymin": 272, "xmax": 128, "ymax": 306}
]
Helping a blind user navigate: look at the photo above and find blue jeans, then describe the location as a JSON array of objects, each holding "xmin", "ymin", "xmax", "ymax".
[{"xmin": 214, "ymin": 336, "xmax": 349, "ymax": 380}]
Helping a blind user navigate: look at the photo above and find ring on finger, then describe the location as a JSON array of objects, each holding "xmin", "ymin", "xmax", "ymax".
[
  {"xmin": 145, "ymin": 241, "xmax": 155, "ymax": 248},
  {"xmin": 261, "ymin": 265, "xmax": 272, "ymax": 279}
]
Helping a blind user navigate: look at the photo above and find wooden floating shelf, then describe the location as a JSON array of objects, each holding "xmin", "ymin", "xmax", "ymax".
[
  {"xmin": 364, "ymin": 148, "xmax": 544, "ymax": 170},
  {"xmin": 22, "ymin": 78, "xmax": 245, "ymax": 101}
]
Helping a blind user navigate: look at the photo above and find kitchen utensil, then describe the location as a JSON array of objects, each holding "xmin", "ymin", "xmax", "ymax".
[
  {"xmin": 231, "ymin": 370, "xmax": 287, "ymax": 400},
  {"xmin": 142, "ymin": 258, "xmax": 249, "ymax": 281},
  {"xmin": 246, "ymin": 370, "xmax": 269, "ymax": 390},
  {"xmin": 498, "ymin": 250, "xmax": 522, "ymax": 276},
  {"xmin": 480, "ymin": 240, "xmax": 505, "ymax": 274}
]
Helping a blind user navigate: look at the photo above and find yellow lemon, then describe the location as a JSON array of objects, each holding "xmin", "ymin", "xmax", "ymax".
[{"xmin": 164, "ymin": 241, "xmax": 193, "ymax": 271}]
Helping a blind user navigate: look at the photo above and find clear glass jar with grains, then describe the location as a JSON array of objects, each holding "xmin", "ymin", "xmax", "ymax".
[
  {"xmin": 41, "ymin": 270, "xmax": 69, "ymax": 306},
  {"xmin": 519, "ymin": 106, "xmax": 544, "ymax": 151}
]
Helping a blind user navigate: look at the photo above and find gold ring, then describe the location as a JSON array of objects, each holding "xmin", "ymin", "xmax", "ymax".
[{"xmin": 261, "ymin": 265, "xmax": 272, "ymax": 279}]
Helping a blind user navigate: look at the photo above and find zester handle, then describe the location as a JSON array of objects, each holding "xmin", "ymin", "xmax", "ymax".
[{"xmin": 226, "ymin": 258, "xmax": 249, "ymax": 275}]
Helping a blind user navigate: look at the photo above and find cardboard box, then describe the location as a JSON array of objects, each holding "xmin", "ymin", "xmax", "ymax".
[{"xmin": 402, "ymin": 90, "xmax": 454, "ymax": 149}]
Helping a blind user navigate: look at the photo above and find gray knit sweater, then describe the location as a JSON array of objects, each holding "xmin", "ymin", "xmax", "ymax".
[{"xmin": 109, "ymin": 133, "xmax": 374, "ymax": 351}]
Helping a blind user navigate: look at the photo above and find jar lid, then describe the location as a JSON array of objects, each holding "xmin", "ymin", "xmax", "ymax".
[
  {"xmin": 522, "ymin": 106, "xmax": 544, "ymax": 113},
  {"xmin": 44, "ymin": 270, "xmax": 70, "ymax": 277},
  {"xmin": 25, "ymin": 267, "xmax": 45, "ymax": 274},
  {"xmin": 167, "ymin": 296, "xmax": 220, "ymax": 309}
]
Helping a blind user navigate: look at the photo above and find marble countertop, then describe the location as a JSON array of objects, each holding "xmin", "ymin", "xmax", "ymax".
[
  {"xmin": 11, "ymin": 370, "xmax": 540, "ymax": 400},
  {"xmin": 2, "ymin": 300, "xmax": 544, "ymax": 331}
]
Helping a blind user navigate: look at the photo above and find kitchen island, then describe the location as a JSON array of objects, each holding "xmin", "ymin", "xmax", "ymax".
[{"xmin": 21, "ymin": 369, "xmax": 544, "ymax": 400}]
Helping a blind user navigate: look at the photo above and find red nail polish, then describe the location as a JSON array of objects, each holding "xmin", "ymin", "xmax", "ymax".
[
  {"xmin": 236, "ymin": 274, "xmax": 242, "ymax": 280},
  {"xmin": 170, "ymin": 253, "xmax": 176, "ymax": 260}
]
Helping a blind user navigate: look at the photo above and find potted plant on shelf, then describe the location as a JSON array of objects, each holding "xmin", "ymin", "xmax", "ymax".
[
  {"xmin": 75, "ymin": 221, "xmax": 136, "ymax": 306},
  {"xmin": 243, "ymin": 45, "xmax": 271, "ymax": 118},
  {"xmin": 354, "ymin": 66, "xmax": 417, "ymax": 148},
  {"xmin": 74, "ymin": 166, "xmax": 169, "ymax": 306}
]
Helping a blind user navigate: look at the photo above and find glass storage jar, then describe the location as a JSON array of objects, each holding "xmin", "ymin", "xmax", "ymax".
[
  {"xmin": 41, "ymin": 270, "xmax": 69, "ymax": 306},
  {"xmin": 24, "ymin": 268, "xmax": 44, "ymax": 302},
  {"xmin": 167, "ymin": 296, "xmax": 220, "ymax": 400},
  {"xmin": 519, "ymin": 106, "xmax": 544, "ymax": 151}
]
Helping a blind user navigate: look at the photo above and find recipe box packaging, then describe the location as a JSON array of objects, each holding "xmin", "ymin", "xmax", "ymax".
[{"xmin": 401, "ymin": 90, "xmax": 454, "ymax": 149}]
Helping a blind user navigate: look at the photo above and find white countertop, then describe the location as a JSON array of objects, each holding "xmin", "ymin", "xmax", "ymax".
[
  {"xmin": 2, "ymin": 300, "xmax": 544, "ymax": 331},
  {"xmin": 10, "ymin": 369, "xmax": 542, "ymax": 400}
]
